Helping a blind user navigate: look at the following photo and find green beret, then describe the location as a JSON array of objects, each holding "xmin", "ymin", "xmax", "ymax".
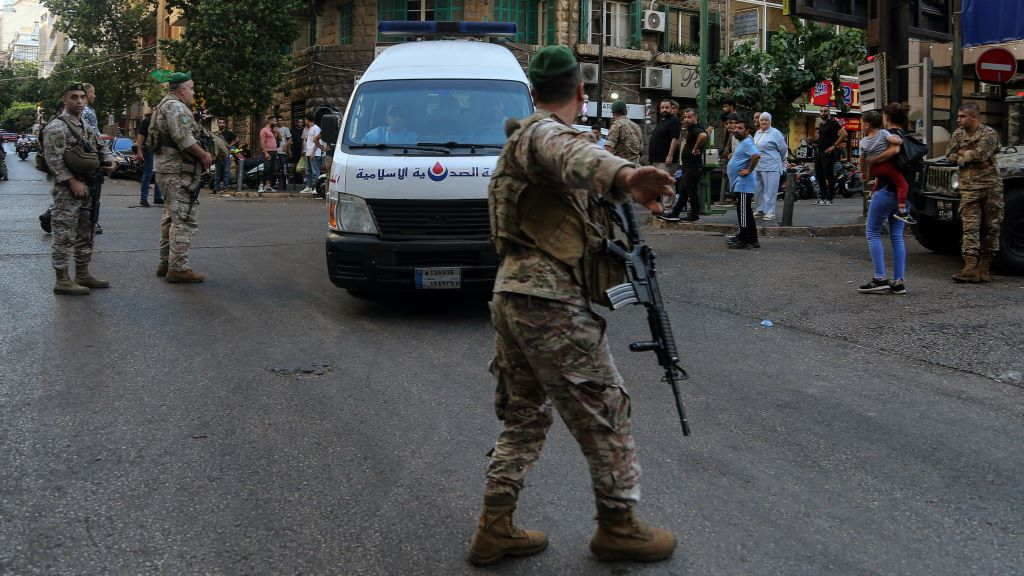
[
  {"xmin": 150, "ymin": 69, "xmax": 192, "ymax": 84},
  {"xmin": 63, "ymin": 82, "xmax": 87, "ymax": 95},
  {"xmin": 611, "ymin": 101, "xmax": 627, "ymax": 115},
  {"xmin": 528, "ymin": 46, "xmax": 578, "ymax": 84}
]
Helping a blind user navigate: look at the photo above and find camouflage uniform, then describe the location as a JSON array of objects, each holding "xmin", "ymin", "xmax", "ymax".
[
  {"xmin": 605, "ymin": 116, "xmax": 642, "ymax": 163},
  {"xmin": 947, "ymin": 124, "xmax": 1003, "ymax": 256},
  {"xmin": 151, "ymin": 93, "xmax": 203, "ymax": 272},
  {"xmin": 42, "ymin": 112, "xmax": 112, "ymax": 272},
  {"xmin": 486, "ymin": 111, "xmax": 641, "ymax": 511}
]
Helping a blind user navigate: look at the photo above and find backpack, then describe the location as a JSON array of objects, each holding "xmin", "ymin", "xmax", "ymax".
[
  {"xmin": 893, "ymin": 128, "xmax": 928, "ymax": 172},
  {"xmin": 34, "ymin": 117, "xmax": 99, "ymax": 176}
]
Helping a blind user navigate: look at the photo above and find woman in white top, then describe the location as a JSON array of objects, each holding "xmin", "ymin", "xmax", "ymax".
[{"xmin": 752, "ymin": 112, "xmax": 788, "ymax": 220}]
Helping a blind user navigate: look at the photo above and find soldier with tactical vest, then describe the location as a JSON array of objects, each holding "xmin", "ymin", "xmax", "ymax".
[
  {"xmin": 42, "ymin": 82, "xmax": 115, "ymax": 295},
  {"xmin": 469, "ymin": 46, "xmax": 677, "ymax": 566},
  {"xmin": 148, "ymin": 71, "xmax": 213, "ymax": 283},
  {"xmin": 946, "ymin": 103, "xmax": 1003, "ymax": 283}
]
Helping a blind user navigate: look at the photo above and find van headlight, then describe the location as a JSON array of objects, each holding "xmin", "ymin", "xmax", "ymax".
[
  {"xmin": 331, "ymin": 193, "xmax": 378, "ymax": 235},
  {"xmin": 950, "ymin": 173, "xmax": 960, "ymax": 190}
]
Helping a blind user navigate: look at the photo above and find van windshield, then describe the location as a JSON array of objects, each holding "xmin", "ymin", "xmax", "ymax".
[{"xmin": 342, "ymin": 79, "xmax": 533, "ymax": 154}]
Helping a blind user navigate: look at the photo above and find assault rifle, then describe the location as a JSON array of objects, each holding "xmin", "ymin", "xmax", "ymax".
[
  {"xmin": 186, "ymin": 130, "xmax": 214, "ymax": 216},
  {"xmin": 604, "ymin": 202, "xmax": 691, "ymax": 437}
]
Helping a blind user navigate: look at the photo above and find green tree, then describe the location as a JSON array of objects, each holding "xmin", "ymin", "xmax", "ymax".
[
  {"xmin": 0, "ymin": 63, "xmax": 48, "ymax": 114},
  {"xmin": 1, "ymin": 102, "xmax": 39, "ymax": 133},
  {"xmin": 708, "ymin": 18, "xmax": 865, "ymax": 130},
  {"xmin": 40, "ymin": 0, "xmax": 156, "ymax": 121},
  {"xmin": 161, "ymin": 0, "xmax": 303, "ymax": 117}
]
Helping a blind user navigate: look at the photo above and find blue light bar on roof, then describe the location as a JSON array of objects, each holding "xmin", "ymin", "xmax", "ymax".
[{"xmin": 378, "ymin": 21, "xmax": 517, "ymax": 37}]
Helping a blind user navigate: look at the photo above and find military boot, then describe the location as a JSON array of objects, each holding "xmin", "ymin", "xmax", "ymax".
[
  {"xmin": 156, "ymin": 261, "xmax": 168, "ymax": 277},
  {"xmin": 590, "ymin": 506, "xmax": 676, "ymax": 563},
  {"xmin": 952, "ymin": 255, "xmax": 981, "ymax": 283},
  {"xmin": 53, "ymin": 269, "xmax": 90, "ymax": 296},
  {"xmin": 467, "ymin": 494, "xmax": 548, "ymax": 566},
  {"xmin": 977, "ymin": 253, "xmax": 994, "ymax": 283},
  {"xmin": 75, "ymin": 265, "xmax": 110, "ymax": 289},
  {"xmin": 165, "ymin": 269, "xmax": 206, "ymax": 284}
]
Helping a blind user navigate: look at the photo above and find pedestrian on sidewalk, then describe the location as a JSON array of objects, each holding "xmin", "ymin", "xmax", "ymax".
[
  {"xmin": 857, "ymin": 180, "xmax": 908, "ymax": 295},
  {"xmin": 648, "ymin": 99, "xmax": 680, "ymax": 169},
  {"xmin": 470, "ymin": 45, "xmax": 677, "ymax": 567},
  {"xmin": 814, "ymin": 107, "xmax": 847, "ymax": 206},
  {"xmin": 214, "ymin": 118, "xmax": 237, "ymax": 192},
  {"xmin": 300, "ymin": 113, "xmax": 325, "ymax": 195},
  {"xmin": 258, "ymin": 118, "xmax": 278, "ymax": 193},
  {"xmin": 727, "ymin": 115, "xmax": 761, "ymax": 249},
  {"xmin": 135, "ymin": 112, "xmax": 163, "ymax": 206},
  {"xmin": 275, "ymin": 117, "xmax": 292, "ymax": 191},
  {"xmin": 753, "ymin": 112, "xmax": 787, "ymax": 221},
  {"xmin": 661, "ymin": 108, "xmax": 706, "ymax": 222}
]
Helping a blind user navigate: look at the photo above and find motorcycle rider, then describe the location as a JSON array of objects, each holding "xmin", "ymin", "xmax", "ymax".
[{"xmin": 16, "ymin": 134, "xmax": 32, "ymax": 159}]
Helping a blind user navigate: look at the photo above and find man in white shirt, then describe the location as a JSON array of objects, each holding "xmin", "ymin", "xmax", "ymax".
[{"xmin": 301, "ymin": 113, "xmax": 324, "ymax": 195}]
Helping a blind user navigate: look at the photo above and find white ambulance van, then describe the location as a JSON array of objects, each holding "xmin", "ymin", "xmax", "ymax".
[{"xmin": 319, "ymin": 21, "xmax": 533, "ymax": 296}]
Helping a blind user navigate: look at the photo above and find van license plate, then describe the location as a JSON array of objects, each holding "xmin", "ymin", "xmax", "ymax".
[{"xmin": 415, "ymin": 267, "xmax": 461, "ymax": 289}]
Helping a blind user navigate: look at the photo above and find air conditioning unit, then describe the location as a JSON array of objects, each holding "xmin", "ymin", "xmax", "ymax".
[
  {"xmin": 580, "ymin": 63, "xmax": 599, "ymax": 85},
  {"xmin": 643, "ymin": 67, "xmax": 672, "ymax": 90},
  {"xmin": 643, "ymin": 10, "xmax": 666, "ymax": 33}
]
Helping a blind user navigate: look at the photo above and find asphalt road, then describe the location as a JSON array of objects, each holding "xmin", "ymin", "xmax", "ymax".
[{"xmin": 2, "ymin": 145, "xmax": 1022, "ymax": 575}]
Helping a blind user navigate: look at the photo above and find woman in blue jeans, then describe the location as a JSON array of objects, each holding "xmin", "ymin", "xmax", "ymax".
[{"xmin": 859, "ymin": 185, "xmax": 907, "ymax": 294}]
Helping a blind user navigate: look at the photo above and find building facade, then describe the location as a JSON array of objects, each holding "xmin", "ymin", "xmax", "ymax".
[{"xmin": 272, "ymin": 0, "xmax": 727, "ymax": 131}]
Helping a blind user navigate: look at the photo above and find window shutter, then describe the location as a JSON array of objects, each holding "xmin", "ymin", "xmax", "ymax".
[
  {"xmin": 436, "ymin": 0, "xmax": 465, "ymax": 21},
  {"xmin": 630, "ymin": 0, "xmax": 641, "ymax": 49},
  {"xmin": 377, "ymin": 0, "xmax": 406, "ymax": 41},
  {"xmin": 339, "ymin": 1, "xmax": 353, "ymax": 45},
  {"xmin": 579, "ymin": 0, "xmax": 589, "ymax": 44},
  {"xmin": 546, "ymin": 0, "xmax": 557, "ymax": 44}
]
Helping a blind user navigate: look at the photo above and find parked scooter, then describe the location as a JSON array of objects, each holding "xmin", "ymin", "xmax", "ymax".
[
  {"xmin": 787, "ymin": 163, "xmax": 819, "ymax": 200},
  {"xmin": 833, "ymin": 161, "xmax": 864, "ymax": 198}
]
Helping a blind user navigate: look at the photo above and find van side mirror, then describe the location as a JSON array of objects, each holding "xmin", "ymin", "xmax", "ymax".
[{"xmin": 320, "ymin": 114, "xmax": 341, "ymax": 145}]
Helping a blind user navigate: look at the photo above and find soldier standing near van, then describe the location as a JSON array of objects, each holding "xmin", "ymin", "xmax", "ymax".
[
  {"xmin": 43, "ymin": 82, "xmax": 115, "ymax": 295},
  {"xmin": 149, "ymin": 71, "xmax": 213, "ymax": 283},
  {"xmin": 604, "ymin": 100, "xmax": 641, "ymax": 163},
  {"xmin": 947, "ymin": 103, "xmax": 1003, "ymax": 283},
  {"xmin": 469, "ymin": 45, "xmax": 677, "ymax": 566}
]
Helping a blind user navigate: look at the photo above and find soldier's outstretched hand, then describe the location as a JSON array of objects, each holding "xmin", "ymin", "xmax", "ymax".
[{"xmin": 623, "ymin": 166, "xmax": 675, "ymax": 214}]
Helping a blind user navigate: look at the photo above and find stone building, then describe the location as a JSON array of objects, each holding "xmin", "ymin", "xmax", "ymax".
[{"xmin": 272, "ymin": 0, "xmax": 728, "ymax": 130}]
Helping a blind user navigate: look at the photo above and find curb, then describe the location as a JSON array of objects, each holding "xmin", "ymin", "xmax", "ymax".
[{"xmin": 651, "ymin": 218, "xmax": 866, "ymax": 237}]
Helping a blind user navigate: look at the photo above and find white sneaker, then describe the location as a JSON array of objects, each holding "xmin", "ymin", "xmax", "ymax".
[
  {"xmin": 257, "ymin": 185, "xmax": 265, "ymax": 193},
  {"xmin": 763, "ymin": 213, "xmax": 775, "ymax": 220},
  {"xmin": 266, "ymin": 186, "xmax": 276, "ymax": 193},
  {"xmin": 300, "ymin": 187, "xmax": 314, "ymax": 195}
]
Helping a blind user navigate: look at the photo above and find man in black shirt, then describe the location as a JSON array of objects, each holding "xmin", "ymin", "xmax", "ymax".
[
  {"xmin": 648, "ymin": 99, "xmax": 680, "ymax": 166},
  {"xmin": 814, "ymin": 107, "xmax": 846, "ymax": 205},
  {"xmin": 135, "ymin": 113, "xmax": 163, "ymax": 206},
  {"xmin": 660, "ymin": 108, "xmax": 707, "ymax": 221}
]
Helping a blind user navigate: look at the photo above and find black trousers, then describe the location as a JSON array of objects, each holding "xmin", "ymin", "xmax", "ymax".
[
  {"xmin": 668, "ymin": 164, "xmax": 702, "ymax": 218},
  {"xmin": 815, "ymin": 149, "xmax": 838, "ymax": 201},
  {"xmin": 736, "ymin": 192, "xmax": 758, "ymax": 244},
  {"xmin": 89, "ymin": 174, "xmax": 103, "ymax": 227}
]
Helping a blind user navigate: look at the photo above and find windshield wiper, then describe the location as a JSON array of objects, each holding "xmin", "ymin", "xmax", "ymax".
[
  {"xmin": 417, "ymin": 141, "xmax": 504, "ymax": 153},
  {"xmin": 348, "ymin": 143, "xmax": 450, "ymax": 155}
]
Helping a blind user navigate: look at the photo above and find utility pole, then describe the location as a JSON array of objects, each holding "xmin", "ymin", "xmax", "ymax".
[
  {"xmin": 597, "ymin": 0, "xmax": 606, "ymax": 129},
  {"xmin": 698, "ymin": 0, "xmax": 709, "ymax": 126},
  {"xmin": 950, "ymin": 0, "xmax": 963, "ymax": 132}
]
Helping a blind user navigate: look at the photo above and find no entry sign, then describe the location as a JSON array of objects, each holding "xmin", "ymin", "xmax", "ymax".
[{"xmin": 975, "ymin": 48, "xmax": 1018, "ymax": 85}]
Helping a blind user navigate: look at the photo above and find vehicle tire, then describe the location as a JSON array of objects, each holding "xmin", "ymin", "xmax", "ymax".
[
  {"xmin": 346, "ymin": 288, "xmax": 376, "ymax": 300},
  {"xmin": 995, "ymin": 182, "xmax": 1024, "ymax": 275},
  {"xmin": 911, "ymin": 213, "xmax": 960, "ymax": 254}
]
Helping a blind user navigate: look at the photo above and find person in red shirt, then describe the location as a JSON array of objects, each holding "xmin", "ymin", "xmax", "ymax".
[{"xmin": 258, "ymin": 118, "xmax": 278, "ymax": 193}]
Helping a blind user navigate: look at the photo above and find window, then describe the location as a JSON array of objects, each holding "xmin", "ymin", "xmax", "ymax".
[
  {"xmin": 339, "ymin": 1, "xmax": 353, "ymax": 44},
  {"xmin": 407, "ymin": 0, "xmax": 435, "ymax": 21},
  {"xmin": 494, "ymin": 0, "xmax": 540, "ymax": 44},
  {"xmin": 591, "ymin": 1, "xmax": 630, "ymax": 48},
  {"xmin": 343, "ymin": 79, "xmax": 534, "ymax": 151}
]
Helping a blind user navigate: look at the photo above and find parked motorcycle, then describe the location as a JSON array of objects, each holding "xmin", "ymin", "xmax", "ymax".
[
  {"xmin": 832, "ymin": 161, "xmax": 864, "ymax": 199},
  {"xmin": 787, "ymin": 163, "xmax": 819, "ymax": 200}
]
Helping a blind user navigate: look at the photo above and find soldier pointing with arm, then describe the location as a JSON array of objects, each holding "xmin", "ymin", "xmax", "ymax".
[
  {"xmin": 469, "ymin": 46, "xmax": 677, "ymax": 566},
  {"xmin": 148, "ymin": 71, "xmax": 213, "ymax": 283}
]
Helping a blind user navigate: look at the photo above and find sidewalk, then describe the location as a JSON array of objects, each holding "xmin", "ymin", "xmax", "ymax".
[{"xmin": 653, "ymin": 195, "xmax": 867, "ymax": 237}]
